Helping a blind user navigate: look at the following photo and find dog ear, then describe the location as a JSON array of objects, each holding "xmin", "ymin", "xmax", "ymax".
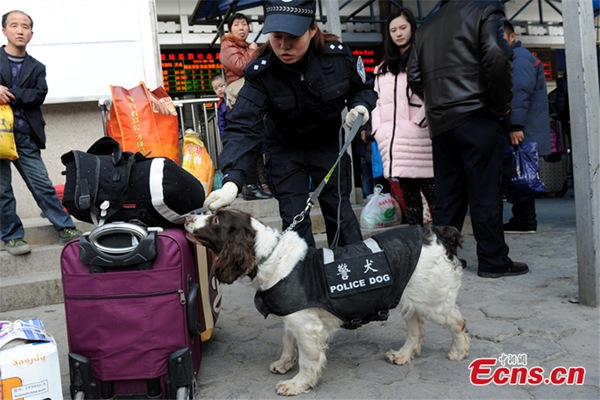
[
  {"xmin": 213, "ymin": 219, "xmax": 257, "ymax": 284},
  {"xmin": 431, "ymin": 225, "xmax": 463, "ymax": 257}
]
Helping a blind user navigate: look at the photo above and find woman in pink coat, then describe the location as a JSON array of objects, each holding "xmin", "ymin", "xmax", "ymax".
[{"xmin": 371, "ymin": 6, "xmax": 435, "ymax": 226}]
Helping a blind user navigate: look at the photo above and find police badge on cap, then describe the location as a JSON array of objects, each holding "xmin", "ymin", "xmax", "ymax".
[{"xmin": 263, "ymin": 0, "xmax": 316, "ymax": 37}]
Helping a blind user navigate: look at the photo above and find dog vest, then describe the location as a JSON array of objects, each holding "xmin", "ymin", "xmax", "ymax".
[{"xmin": 254, "ymin": 226, "xmax": 422, "ymax": 329}]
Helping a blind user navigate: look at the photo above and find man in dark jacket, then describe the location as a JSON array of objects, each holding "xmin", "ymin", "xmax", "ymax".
[
  {"xmin": 502, "ymin": 21, "xmax": 551, "ymax": 234},
  {"xmin": 0, "ymin": 10, "xmax": 81, "ymax": 256},
  {"xmin": 407, "ymin": 0, "xmax": 529, "ymax": 278}
]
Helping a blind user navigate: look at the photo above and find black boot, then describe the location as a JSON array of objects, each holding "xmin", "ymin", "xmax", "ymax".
[{"xmin": 242, "ymin": 184, "xmax": 273, "ymax": 201}]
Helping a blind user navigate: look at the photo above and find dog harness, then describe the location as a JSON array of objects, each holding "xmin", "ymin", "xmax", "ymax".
[{"xmin": 254, "ymin": 226, "xmax": 422, "ymax": 329}]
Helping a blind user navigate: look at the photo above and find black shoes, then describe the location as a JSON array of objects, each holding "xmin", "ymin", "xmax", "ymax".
[
  {"xmin": 242, "ymin": 184, "xmax": 273, "ymax": 201},
  {"xmin": 478, "ymin": 261, "xmax": 529, "ymax": 278},
  {"xmin": 503, "ymin": 222, "xmax": 536, "ymax": 234}
]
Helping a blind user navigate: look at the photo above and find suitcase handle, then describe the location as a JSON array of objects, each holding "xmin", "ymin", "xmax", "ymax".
[
  {"xmin": 187, "ymin": 282, "xmax": 202, "ymax": 336},
  {"xmin": 78, "ymin": 222, "xmax": 159, "ymax": 272}
]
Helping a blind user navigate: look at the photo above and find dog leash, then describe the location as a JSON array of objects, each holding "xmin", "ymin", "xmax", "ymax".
[
  {"xmin": 185, "ymin": 205, "xmax": 210, "ymax": 216},
  {"xmin": 284, "ymin": 114, "xmax": 364, "ymax": 234}
]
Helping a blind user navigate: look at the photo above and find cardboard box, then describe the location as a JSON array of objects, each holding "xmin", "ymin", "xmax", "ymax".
[{"xmin": 0, "ymin": 318, "xmax": 63, "ymax": 400}]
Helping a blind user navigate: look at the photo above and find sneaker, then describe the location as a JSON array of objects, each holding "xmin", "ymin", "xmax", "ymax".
[
  {"xmin": 5, "ymin": 239, "xmax": 31, "ymax": 256},
  {"xmin": 503, "ymin": 222, "xmax": 536, "ymax": 234},
  {"xmin": 58, "ymin": 227, "xmax": 83, "ymax": 244},
  {"xmin": 478, "ymin": 261, "xmax": 529, "ymax": 278}
]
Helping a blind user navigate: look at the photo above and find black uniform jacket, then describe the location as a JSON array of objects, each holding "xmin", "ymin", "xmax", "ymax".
[
  {"xmin": 0, "ymin": 46, "xmax": 48, "ymax": 148},
  {"xmin": 407, "ymin": 0, "xmax": 513, "ymax": 137},
  {"xmin": 219, "ymin": 41, "xmax": 377, "ymax": 188}
]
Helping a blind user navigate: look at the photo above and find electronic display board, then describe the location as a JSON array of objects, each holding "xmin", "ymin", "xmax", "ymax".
[
  {"xmin": 161, "ymin": 47, "xmax": 379, "ymax": 96},
  {"xmin": 531, "ymin": 49, "xmax": 557, "ymax": 81},
  {"xmin": 161, "ymin": 50, "xmax": 222, "ymax": 95}
]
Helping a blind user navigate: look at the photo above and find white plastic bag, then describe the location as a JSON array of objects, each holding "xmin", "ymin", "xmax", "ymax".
[{"xmin": 360, "ymin": 184, "xmax": 403, "ymax": 229}]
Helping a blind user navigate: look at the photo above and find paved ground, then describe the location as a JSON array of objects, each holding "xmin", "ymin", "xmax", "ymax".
[{"xmin": 2, "ymin": 191, "xmax": 599, "ymax": 399}]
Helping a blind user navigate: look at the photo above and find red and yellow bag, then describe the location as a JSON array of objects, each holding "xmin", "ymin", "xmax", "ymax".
[{"xmin": 106, "ymin": 82, "xmax": 180, "ymax": 164}]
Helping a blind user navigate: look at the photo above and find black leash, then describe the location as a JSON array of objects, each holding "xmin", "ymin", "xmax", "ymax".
[{"xmin": 284, "ymin": 114, "xmax": 364, "ymax": 234}]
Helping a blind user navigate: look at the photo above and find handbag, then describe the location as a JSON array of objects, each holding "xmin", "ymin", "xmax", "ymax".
[
  {"xmin": 0, "ymin": 104, "xmax": 18, "ymax": 160},
  {"xmin": 502, "ymin": 142, "xmax": 546, "ymax": 203},
  {"xmin": 225, "ymin": 77, "xmax": 244, "ymax": 109},
  {"xmin": 106, "ymin": 82, "xmax": 180, "ymax": 164}
]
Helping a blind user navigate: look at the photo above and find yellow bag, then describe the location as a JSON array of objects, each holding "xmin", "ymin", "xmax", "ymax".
[
  {"xmin": 0, "ymin": 104, "xmax": 18, "ymax": 160},
  {"xmin": 181, "ymin": 130, "xmax": 215, "ymax": 196}
]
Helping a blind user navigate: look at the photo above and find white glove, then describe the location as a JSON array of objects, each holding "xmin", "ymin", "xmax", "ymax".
[
  {"xmin": 204, "ymin": 182, "xmax": 238, "ymax": 211},
  {"xmin": 345, "ymin": 105, "xmax": 370, "ymax": 128}
]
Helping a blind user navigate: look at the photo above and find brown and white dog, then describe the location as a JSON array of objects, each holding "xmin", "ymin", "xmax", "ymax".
[{"xmin": 185, "ymin": 209, "xmax": 470, "ymax": 396}]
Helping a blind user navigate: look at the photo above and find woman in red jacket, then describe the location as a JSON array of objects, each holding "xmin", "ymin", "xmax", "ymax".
[{"xmin": 219, "ymin": 13, "xmax": 271, "ymax": 200}]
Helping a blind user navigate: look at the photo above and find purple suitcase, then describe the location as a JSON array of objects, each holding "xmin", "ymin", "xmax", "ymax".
[{"xmin": 61, "ymin": 224, "xmax": 202, "ymax": 399}]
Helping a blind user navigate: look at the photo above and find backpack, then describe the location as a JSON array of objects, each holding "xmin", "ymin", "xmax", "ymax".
[{"xmin": 61, "ymin": 137, "xmax": 205, "ymax": 227}]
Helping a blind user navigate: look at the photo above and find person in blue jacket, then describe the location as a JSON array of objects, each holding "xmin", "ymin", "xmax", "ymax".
[
  {"xmin": 204, "ymin": 0, "xmax": 376, "ymax": 247},
  {"xmin": 502, "ymin": 21, "xmax": 551, "ymax": 234}
]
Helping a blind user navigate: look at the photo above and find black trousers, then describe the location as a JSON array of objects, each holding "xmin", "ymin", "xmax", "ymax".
[
  {"xmin": 266, "ymin": 140, "xmax": 362, "ymax": 248},
  {"xmin": 508, "ymin": 194, "xmax": 537, "ymax": 229},
  {"xmin": 432, "ymin": 111, "xmax": 513, "ymax": 271}
]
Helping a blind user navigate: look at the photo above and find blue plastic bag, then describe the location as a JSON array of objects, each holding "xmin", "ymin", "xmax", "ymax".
[
  {"xmin": 371, "ymin": 141, "xmax": 383, "ymax": 179},
  {"xmin": 502, "ymin": 142, "xmax": 546, "ymax": 203}
]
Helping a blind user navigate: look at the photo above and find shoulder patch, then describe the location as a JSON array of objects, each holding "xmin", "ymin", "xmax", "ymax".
[
  {"xmin": 325, "ymin": 41, "xmax": 350, "ymax": 56},
  {"xmin": 245, "ymin": 56, "xmax": 270, "ymax": 78},
  {"xmin": 356, "ymin": 56, "xmax": 366, "ymax": 83}
]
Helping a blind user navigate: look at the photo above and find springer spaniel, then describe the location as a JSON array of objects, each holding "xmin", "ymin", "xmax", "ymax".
[{"xmin": 185, "ymin": 209, "xmax": 469, "ymax": 396}]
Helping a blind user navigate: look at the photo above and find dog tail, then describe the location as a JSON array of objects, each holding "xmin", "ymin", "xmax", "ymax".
[{"xmin": 424, "ymin": 225, "xmax": 463, "ymax": 259}]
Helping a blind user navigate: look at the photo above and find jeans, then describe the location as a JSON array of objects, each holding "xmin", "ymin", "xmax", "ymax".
[{"xmin": 0, "ymin": 131, "xmax": 74, "ymax": 242}]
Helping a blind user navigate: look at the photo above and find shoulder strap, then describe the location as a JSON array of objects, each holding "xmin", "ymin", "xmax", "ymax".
[{"xmin": 72, "ymin": 151, "xmax": 100, "ymax": 212}]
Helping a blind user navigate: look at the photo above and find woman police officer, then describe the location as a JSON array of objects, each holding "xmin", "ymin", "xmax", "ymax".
[{"xmin": 205, "ymin": 0, "xmax": 376, "ymax": 247}]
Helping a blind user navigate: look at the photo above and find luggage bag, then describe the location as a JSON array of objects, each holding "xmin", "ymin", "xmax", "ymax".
[
  {"xmin": 61, "ymin": 223, "xmax": 204, "ymax": 399},
  {"xmin": 539, "ymin": 119, "xmax": 569, "ymax": 196}
]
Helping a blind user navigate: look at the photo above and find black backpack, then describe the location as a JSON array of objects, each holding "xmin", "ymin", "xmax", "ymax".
[{"xmin": 61, "ymin": 137, "xmax": 205, "ymax": 227}]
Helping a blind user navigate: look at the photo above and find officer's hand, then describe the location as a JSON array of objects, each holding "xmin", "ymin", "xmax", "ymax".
[
  {"xmin": 345, "ymin": 105, "xmax": 369, "ymax": 128},
  {"xmin": 204, "ymin": 182, "xmax": 238, "ymax": 211}
]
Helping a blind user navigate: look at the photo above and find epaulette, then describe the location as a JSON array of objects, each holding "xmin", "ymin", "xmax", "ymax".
[
  {"xmin": 324, "ymin": 41, "xmax": 351, "ymax": 56},
  {"xmin": 244, "ymin": 56, "xmax": 270, "ymax": 78}
]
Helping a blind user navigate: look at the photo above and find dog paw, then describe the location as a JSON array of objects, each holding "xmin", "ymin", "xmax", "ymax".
[
  {"xmin": 275, "ymin": 380, "xmax": 309, "ymax": 396},
  {"xmin": 385, "ymin": 350, "xmax": 413, "ymax": 365},
  {"xmin": 447, "ymin": 334, "xmax": 470, "ymax": 361},
  {"xmin": 270, "ymin": 358, "xmax": 296, "ymax": 374}
]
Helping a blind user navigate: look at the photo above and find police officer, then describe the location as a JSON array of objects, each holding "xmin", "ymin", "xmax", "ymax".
[{"xmin": 205, "ymin": 0, "xmax": 376, "ymax": 247}]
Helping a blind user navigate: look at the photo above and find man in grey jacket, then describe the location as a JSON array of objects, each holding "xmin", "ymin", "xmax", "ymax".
[{"xmin": 407, "ymin": 0, "xmax": 529, "ymax": 278}]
